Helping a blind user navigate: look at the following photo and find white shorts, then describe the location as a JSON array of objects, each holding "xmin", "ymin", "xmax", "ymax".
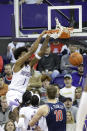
[{"xmin": 6, "ymin": 90, "xmax": 23, "ymax": 110}]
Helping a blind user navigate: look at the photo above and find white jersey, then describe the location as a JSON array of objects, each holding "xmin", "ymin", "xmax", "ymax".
[
  {"xmin": 19, "ymin": 105, "xmax": 48, "ymax": 131},
  {"xmin": 9, "ymin": 65, "xmax": 31, "ymax": 93}
]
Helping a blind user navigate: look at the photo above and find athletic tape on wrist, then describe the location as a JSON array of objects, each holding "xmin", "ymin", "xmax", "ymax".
[{"xmin": 35, "ymin": 54, "xmax": 41, "ymax": 60}]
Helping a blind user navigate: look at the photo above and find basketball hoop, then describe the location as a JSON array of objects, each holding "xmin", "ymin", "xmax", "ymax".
[
  {"xmin": 45, "ymin": 27, "xmax": 73, "ymax": 39},
  {"xmin": 46, "ymin": 17, "xmax": 73, "ymax": 39}
]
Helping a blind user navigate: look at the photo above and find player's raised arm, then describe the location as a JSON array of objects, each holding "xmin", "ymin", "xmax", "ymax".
[
  {"xmin": 13, "ymin": 31, "xmax": 46, "ymax": 72},
  {"xmin": 29, "ymin": 35, "xmax": 50, "ymax": 68},
  {"xmin": 29, "ymin": 30, "xmax": 46, "ymax": 54},
  {"xmin": 76, "ymin": 76, "xmax": 87, "ymax": 131}
]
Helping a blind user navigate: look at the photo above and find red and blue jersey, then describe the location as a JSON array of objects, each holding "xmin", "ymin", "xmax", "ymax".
[{"xmin": 46, "ymin": 101, "xmax": 66, "ymax": 131}]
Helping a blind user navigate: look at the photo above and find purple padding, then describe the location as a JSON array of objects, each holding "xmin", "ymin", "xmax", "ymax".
[
  {"xmin": 75, "ymin": 2, "xmax": 87, "ymax": 22},
  {"xmin": 0, "ymin": 4, "xmax": 13, "ymax": 36},
  {"xmin": 21, "ymin": 3, "xmax": 70, "ymax": 29},
  {"xmin": 22, "ymin": 4, "xmax": 48, "ymax": 28},
  {"xmin": 0, "ymin": 2, "xmax": 87, "ymax": 36}
]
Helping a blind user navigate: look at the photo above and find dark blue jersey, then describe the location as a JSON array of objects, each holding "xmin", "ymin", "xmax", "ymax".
[{"xmin": 46, "ymin": 101, "xmax": 66, "ymax": 131}]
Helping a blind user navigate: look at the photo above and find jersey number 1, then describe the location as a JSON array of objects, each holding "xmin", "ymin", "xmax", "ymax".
[
  {"xmin": 23, "ymin": 78, "xmax": 26, "ymax": 85},
  {"xmin": 54, "ymin": 110, "xmax": 63, "ymax": 122}
]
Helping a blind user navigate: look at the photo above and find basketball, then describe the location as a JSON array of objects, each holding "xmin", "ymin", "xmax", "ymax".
[{"xmin": 69, "ymin": 52, "xmax": 83, "ymax": 66}]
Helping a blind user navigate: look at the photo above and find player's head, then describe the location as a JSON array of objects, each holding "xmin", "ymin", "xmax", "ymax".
[
  {"xmin": 21, "ymin": 90, "xmax": 33, "ymax": 107},
  {"xmin": 14, "ymin": 47, "xmax": 28, "ymax": 60},
  {"xmin": 31, "ymin": 94, "xmax": 40, "ymax": 107},
  {"xmin": 47, "ymin": 85, "xmax": 57, "ymax": 99},
  {"xmin": 30, "ymin": 88, "xmax": 41, "ymax": 97},
  {"xmin": 52, "ymin": 84, "xmax": 60, "ymax": 97}
]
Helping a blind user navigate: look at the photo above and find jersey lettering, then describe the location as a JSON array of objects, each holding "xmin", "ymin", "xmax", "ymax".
[{"xmin": 54, "ymin": 110, "xmax": 63, "ymax": 122}]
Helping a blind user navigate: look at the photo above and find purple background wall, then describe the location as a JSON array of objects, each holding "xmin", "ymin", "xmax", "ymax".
[
  {"xmin": 0, "ymin": 5, "xmax": 13, "ymax": 36},
  {"xmin": 0, "ymin": 2, "xmax": 87, "ymax": 36}
]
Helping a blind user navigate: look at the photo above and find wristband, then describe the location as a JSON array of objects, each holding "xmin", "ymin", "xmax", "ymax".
[{"xmin": 35, "ymin": 54, "xmax": 41, "ymax": 60}]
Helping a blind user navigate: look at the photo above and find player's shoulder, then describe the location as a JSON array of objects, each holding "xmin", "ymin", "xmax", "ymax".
[
  {"xmin": 19, "ymin": 107, "xmax": 26, "ymax": 115},
  {"xmin": 57, "ymin": 101, "xmax": 64, "ymax": 105},
  {"xmin": 53, "ymin": 101, "xmax": 66, "ymax": 111},
  {"xmin": 39, "ymin": 104, "xmax": 48, "ymax": 110},
  {"xmin": 57, "ymin": 101, "xmax": 65, "ymax": 108},
  {"xmin": 20, "ymin": 106, "xmax": 29, "ymax": 112},
  {"xmin": 38, "ymin": 105, "xmax": 49, "ymax": 116},
  {"xmin": 20, "ymin": 106, "xmax": 31, "ymax": 115}
]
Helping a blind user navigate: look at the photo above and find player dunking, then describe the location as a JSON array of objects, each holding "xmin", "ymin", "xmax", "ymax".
[
  {"xmin": 6, "ymin": 31, "xmax": 50, "ymax": 109},
  {"xmin": 76, "ymin": 76, "xmax": 87, "ymax": 131},
  {"xmin": 29, "ymin": 85, "xmax": 66, "ymax": 131}
]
